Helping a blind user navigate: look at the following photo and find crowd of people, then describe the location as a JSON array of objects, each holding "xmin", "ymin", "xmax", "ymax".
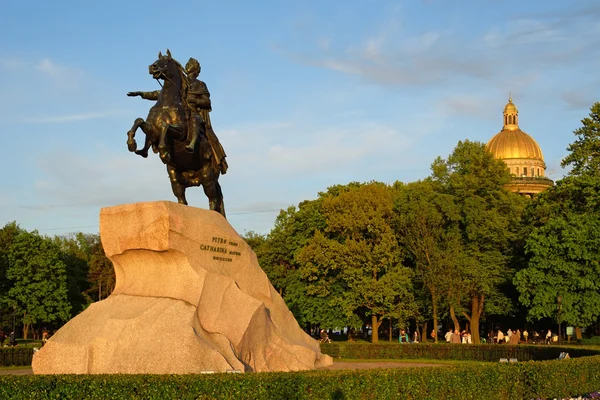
[
  {"xmin": 400, "ymin": 327, "xmax": 558, "ymax": 344},
  {"xmin": 437, "ymin": 328, "xmax": 557, "ymax": 344},
  {"xmin": 485, "ymin": 328, "xmax": 556, "ymax": 344},
  {"xmin": 317, "ymin": 326, "xmax": 560, "ymax": 344}
]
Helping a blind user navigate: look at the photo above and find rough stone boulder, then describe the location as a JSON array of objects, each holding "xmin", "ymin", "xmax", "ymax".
[{"xmin": 32, "ymin": 201, "xmax": 332, "ymax": 374}]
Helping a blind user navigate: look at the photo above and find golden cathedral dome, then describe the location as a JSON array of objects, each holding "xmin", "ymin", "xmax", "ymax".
[
  {"xmin": 487, "ymin": 97, "xmax": 544, "ymax": 161},
  {"xmin": 487, "ymin": 129, "xmax": 544, "ymax": 160},
  {"xmin": 503, "ymin": 99, "xmax": 518, "ymax": 114},
  {"xmin": 486, "ymin": 96, "xmax": 552, "ymax": 196}
]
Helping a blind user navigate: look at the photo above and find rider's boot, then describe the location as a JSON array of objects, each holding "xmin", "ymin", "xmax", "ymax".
[
  {"xmin": 186, "ymin": 119, "xmax": 200, "ymax": 153},
  {"xmin": 185, "ymin": 136, "xmax": 197, "ymax": 153}
]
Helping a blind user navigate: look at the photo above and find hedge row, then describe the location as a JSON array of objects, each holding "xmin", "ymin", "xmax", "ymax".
[
  {"xmin": 320, "ymin": 342, "xmax": 600, "ymax": 361},
  {"xmin": 0, "ymin": 347, "xmax": 33, "ymax": 366},
  {"xmin": 2, "ymin": 342, "xmax": 595, "ymax": 368},
  {"xmin": 0, "ymin": 356, "xmax": 599, "ymax": 399}
]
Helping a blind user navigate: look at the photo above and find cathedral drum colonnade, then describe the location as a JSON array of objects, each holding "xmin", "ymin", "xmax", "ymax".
[{"xmin": 486, "ymin": 97, "xmax": 554, "ymax": 196}]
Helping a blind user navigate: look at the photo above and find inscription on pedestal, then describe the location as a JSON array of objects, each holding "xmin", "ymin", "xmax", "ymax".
[{"xmin": 199, "ymin": 236, "xmax": 242, "ymax": 262}]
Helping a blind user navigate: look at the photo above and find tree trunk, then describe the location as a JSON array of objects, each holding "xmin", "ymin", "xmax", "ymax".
[
  {"xmin": 462, "ymin": 295, "xmax": 484, "ymax": 343},
  {"xmin": 450, "ymin": 305, "xmax": 460, "ymax": 332},
  {"xmin": 423, "ymin": 321, "xmax": 428, "ymax": 342},
  {"xmin": 371, "ymin": 315, "xmax": 381, "ymax": 343},
  {"xmin": 432, "ymin": 299, "xmax": 439, "ymax": 343},
  {"xmin": 23, "ymin": 323, "xmax": 30, "ymax": 340},
  {"xmin": 575, "ymin": 327, "xmax": 583, "ymax": 340},
  {"xmin": 389, "ymin": 318, "xmax": 393, "ymax": 342}
]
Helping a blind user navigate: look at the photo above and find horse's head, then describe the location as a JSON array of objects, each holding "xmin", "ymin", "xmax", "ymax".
[{"xmin": 148, "ymin": 49, "xmax": 179, "ymax": 81}]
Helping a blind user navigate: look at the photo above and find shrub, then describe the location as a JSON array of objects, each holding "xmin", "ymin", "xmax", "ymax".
[
  {"xmin": 320, "ymin": 342, "xmax": 600, "ymax": 361},
  {"xmin": 0, "ymin": 347, "xmax": 33, "ymax": 366},
  {"xmin": 0, "ymin": 357, "xmax": 599, "ymax": 400},
  {"xmin": 580, "ymin": 336, "xmax": 600, "ymax": 345}
]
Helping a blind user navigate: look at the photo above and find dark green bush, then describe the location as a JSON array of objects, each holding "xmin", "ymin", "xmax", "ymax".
[
  {"xmin": 320, "ymin": 342, "xmax": 600, "ymax": 361},
  {"xmin": 0, "ymin": 356, "xmax": 599, "ymax": 400},
  {"xmin": 1, "ymin": 343, "xmax": 598, "ymax": 399},
  {"xmin": 0, "ymin": 347, "xmax": 33, "ymax": 366},
  {"xmin": 580, "ymin": 336, "xmax": 600, "ymax": 345}
]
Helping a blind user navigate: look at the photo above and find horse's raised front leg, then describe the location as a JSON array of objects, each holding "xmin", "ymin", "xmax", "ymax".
[
  {"xmin": 127, "ymin": 117, "xmax": 145, "ymax": 153},
  {"xmin": 135, "ymin": 121, "xmax": 155, "ymax": 158},
  {"xmin": 202, "ymin": 180, "xmax": 226, "ymax": 218},
  {"xmin": 167, "ymin": 165, "xmax": 187, "ymax": 205}
]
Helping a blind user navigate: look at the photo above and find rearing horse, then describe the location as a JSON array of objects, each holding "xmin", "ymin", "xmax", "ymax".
[{"xmin": 126, "ymin": 50, "xmax": 225, "ymax": 217}]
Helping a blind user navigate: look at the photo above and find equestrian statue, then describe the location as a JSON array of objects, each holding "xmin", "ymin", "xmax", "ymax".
[{"xmin": 126, "ymin": 50, "xmax": 228, "ymax": 217}]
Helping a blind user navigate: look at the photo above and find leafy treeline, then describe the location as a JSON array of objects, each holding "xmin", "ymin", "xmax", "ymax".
[
  {"xmin": 245, "ymin": 102, "xmax": 600, "ymax": 343},
  {"xmin": 1, "ymin": 103, "xmax": 598, "ymax": 344},
  {"xmin": 514, "ymin": 102, "xmax": 600, "ymax": 333},
  {"xmin": 0, "ymin": 227, "xmax": 113, "ymax": 339}
]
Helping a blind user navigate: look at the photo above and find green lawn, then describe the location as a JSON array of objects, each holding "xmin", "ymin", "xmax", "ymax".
[{"xmin": 0, "ymin": 365, "xmax": 32, "ymax": 371}]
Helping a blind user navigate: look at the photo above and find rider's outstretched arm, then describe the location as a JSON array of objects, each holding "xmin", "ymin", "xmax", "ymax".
[{"xmin": 127, "ymin": 90, "xmax": 160, "ymax": 100}]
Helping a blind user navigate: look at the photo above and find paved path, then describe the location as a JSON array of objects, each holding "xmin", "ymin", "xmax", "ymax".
[{"xmin": 0, "ymin": 368, "xmax": 32, "ymax": 375}]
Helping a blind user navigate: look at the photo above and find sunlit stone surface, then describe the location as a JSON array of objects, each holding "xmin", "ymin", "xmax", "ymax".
[{"xmin": 33, "ymin": 201, "xmax": 332, "ymax": 374}]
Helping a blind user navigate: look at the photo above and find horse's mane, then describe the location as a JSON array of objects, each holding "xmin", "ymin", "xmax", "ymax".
[{"xmin": 169, "ymin": 57, "xmax": 190, "ymax": 109}]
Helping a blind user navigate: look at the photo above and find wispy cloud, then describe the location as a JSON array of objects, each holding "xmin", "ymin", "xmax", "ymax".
[
  {"xmin": 559, "ymin": 85, "xmax": 599, "ymax": 110},
  {"xmin": 437, "ymin": 94, "xmax": 498, "ymax": 121},
  {"xmin": 275, "ymin": 3, "xmax": 599, "ymax": 90},
  {"xmin": 23, "ymin": 110, "xmax": 128, "ymax": 124},
  {"xmin": 33, "ymin": 145, "xmax": 171, "ymax": 208},
  {"xmin": 36, "ymin": 58, "xmax": 64, "ymax": 76},
  {"xmin": 0, "ymin": 57, "xmax": 27, "ymax": 69}
]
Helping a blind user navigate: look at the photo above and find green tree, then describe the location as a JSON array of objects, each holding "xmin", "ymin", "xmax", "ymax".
[
  {"xmin": 6, "ymin": 230, "xmax": 71, "ymax": 339},
  {"xmin": 561, "ymin": 102, "xmax": 600, "ymax": 177},
  {"xmin": 298, "ymin": 182, "xmax": 416, "ymax": 343},
  {"xmin": 516, "ymin": 102, "xmax": 600, "ymax": 330},
  {"xmin": 431, "ymin": 140, "xmax": 526, "ymax": 342},
  {"xmin": 394, "ymin": 180, "xmax": 461, "ymax": 342},
  {"xmin": 258, "ymin": 200, "xmax": 345, "ymax": 330},
  {"xmin": 87, "ymin": 236, "xmax": 115, "ymax": 302},
  {"xmin": 0, "ymin": 222, "xmax": 23, "ymax": 329},
  {"xmin": 241, "ymin": 231, "xmax": 267, "ymax": 257},
  {"xmin": 514, "ymin": 213, "xmax": 600, "ymax": 327},
  {"xmin": 53, "ymin": 233, "xmax": 93, "ymax": 315}
]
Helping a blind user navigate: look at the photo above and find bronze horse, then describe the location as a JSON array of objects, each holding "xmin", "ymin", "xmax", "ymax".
[{"xmin": 126, "ymin": 50, "xmax": 225, "ymax": 217}]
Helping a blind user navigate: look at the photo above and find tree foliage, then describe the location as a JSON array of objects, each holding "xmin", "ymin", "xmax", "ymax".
[
  {"xmin": 0, "ymin": 223, "xmax": 113, "ymax": 339},
  {"xmin": 431, "ymin": 140, "xmax": 526, "ymax": 342},
  {"xmin": 394, "ymin": 179, "xmax": 461, "ymax": 341},
  {"xmin": 298, "ymin": 182, "xmax": 416, "ymax": 342},
  {"xmin": 86, "ymin": 235, "xmax": 114, "ymax": 302},
  {"xmin": 515, "ymin": 213, "xmax": 600, "ymax": 326},
  {"xmin": 515, "ymin": 103, "xmax": 600, "ymax": 328},
  {"xmin": 561, "ymin": 102, "xmax": 600, "ymax": 177},
  {"xmin": 6, "ymin": 231, "xmax": 71, "ymax": 338}
]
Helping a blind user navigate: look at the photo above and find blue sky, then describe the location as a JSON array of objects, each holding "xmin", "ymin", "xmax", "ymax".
[{"xmin": 1, "ymin": 0, "xmax": 599, "ymax": 236}]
